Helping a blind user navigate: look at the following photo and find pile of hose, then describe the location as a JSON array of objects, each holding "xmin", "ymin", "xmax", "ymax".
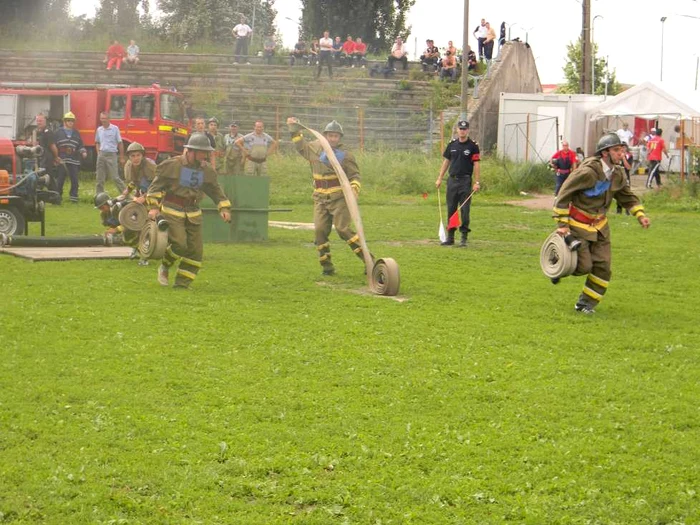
[
  {"xmin": 540, "ymin": 231, "xmax": 578, "ymax": 280},
  {"xmin": 119, "ymin": 202, "xmax": 148, "ymax": 231}
]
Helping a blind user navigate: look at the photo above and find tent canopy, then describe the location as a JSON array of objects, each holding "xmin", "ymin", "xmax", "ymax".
[{"xmin": 588, "ymin": 81, "xmax": 700, "ymax": 121}]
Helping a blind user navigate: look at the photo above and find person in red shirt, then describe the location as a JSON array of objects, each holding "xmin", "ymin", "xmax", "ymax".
[
  {"xmin": 352, "ymin": 37, "xmax": 367, "ymax": 68},
  {"xmin": 341, "ymin": 35, "xmax": 355, "ymax": 66},
  {"xmin": 646, "ymin": 128, "xmax": 669, "ymax": 188},
  {"xmin": 104, "ymin": 40, "xmax": 126, "ymax": 70},
  {"xmin": 550, "ymin": 140, "xmax": 578, "ymax": 195}
]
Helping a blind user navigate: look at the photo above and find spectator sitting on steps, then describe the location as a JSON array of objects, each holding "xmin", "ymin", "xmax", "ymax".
[
  {"xmin": 439, "ymin": 51, "xmax": 458, "ymax": 81},
  {"xmin": 420, "ymin": 39, "xmax": 440, "ymax": 72},
  {"xmin": 388, "ymin": 37, "xmax": 408, "ymax": 71},
  {"xmin": 352, "ymin": 37, "xmax": 367, "ymax": 68},
  {"xmin": 125, "ymin": 39, "xmax": 140, "ymax": 67},
  {"xmin": 332, "ymin": 36, "xmax": 343, "ymax": 64},
  {"xmin": 342, "ymin": 35, "xmax": 355, "ymax": 67},
  {"xmin": 291, "ymin": 39, "xmax": 308, "ymax": 66},
  {"xmin": 104, "ymin": 40, "xmax": 126, "ymax": 70}
]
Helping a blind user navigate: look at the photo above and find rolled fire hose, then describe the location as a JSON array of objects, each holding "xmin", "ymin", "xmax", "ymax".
[
  {"xmin": 138, "ymin": 220, "xmax": 168, "ymax": 260},
  {"xmin": 540, "ymin": 231, "xmax": 578, "ymax": 280},
  {"xmin": 294, "ymin": 121, "xmax": 400, "ymax": 296},
  {"xmin": 118, "ymin": 202, "xmax": 148, "ymax": 231}
]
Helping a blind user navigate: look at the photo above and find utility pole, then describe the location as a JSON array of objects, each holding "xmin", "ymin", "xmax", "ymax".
[
  {"xmin": 581, "ymin": 0, "xmax": 591, "ymax": 94},
  {"xmin": 460, "ymin": 0, "xmax": 469, "ymax": 120}
]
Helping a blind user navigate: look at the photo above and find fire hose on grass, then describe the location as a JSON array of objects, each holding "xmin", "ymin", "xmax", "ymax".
[{"xmin": 293, "ymin": 121, "xmax": 400, "ymax": 296}]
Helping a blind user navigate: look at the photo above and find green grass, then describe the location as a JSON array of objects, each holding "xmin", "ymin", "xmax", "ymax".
[{"xmin": 2, "ymin": 153, "xmax": 700, "ymax": 523}]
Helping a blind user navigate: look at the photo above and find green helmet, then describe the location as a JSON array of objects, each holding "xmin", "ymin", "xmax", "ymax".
[
  {"xmin": 595, "ymin": 132, "xmax": 623, "ymax": 155},
  {"xmin": 185, "ymin": 132, "xmax": 214, "ymax": 151},
  {"xmin": 94, "ymin": 192, "xmax": 111, "ymax": 208},
  {"xmin": 323, "ymin": 120, "xmax": 344, "ymax": 137},
  {"xmin": 127, "ymin": 142, "xmax": 145, "ymax": 154}
]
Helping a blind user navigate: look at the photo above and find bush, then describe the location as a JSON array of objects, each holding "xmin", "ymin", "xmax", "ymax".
[
  {"xmin": 481, "ymin": 159, "xmax": 553, "ymax": 195},
  {"xmin": 640, "ymin": 179, "xmax": 700, "ymax": 212}
]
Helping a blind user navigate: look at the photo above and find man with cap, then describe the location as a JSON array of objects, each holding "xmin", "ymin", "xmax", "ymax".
[
  {"xmin": 145, "ymin": 133, "xmax": 231, "ymax": 289},
  {"xmin": 435, "ymin": 120, "xmax": 481, "ymax": 247},
  {"xmin": 224, "ymin": 122, "xmax": 244, "ymax": 175},
  {"xmin": 235, "ymin": 120, "xmax": 277, "ymax": 176},
  {"xmin": 552, "ymin": 132, "xmax": 650, "ymax": 314},
  {"xmin": 286, "ymin": 116, "xmax": 370, "ymax": 275},
  {"xmin": 54, "ymin": 111, "xmax": 87, "ymax": 204}
]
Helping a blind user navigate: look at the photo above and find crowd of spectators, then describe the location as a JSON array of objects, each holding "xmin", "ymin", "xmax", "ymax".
[{"xmin": 289, "ymin": 33, "xmax": 367, "ymax": 68}]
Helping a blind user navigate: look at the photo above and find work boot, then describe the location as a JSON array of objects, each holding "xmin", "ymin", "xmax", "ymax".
[
  {"xmin": 157, "ymin": 264, "xmax": 170, "ymax": 286},
  {"xmin": 138, "ymin": 259, "xmax": 149, "ymax": 266},
  {"xmin": 441, "ymin": 231, "xmax": 455, "ymax": 246},
  {"xmin": 458, "ymin": 232, "xmax": 468, "ymax": 247},
  {"xmin": 129, "ymin": 248, "xmax": 139, "ymax": 260},
  {"xmin": 574, "ymin": 296, "xmax": 596, "ymax": 314},
  {"xmin": 322, "ymin": 264, "xmax": 336, "ymax": 276}
]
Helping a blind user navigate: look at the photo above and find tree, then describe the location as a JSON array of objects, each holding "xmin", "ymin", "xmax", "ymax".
[
  {"xmin": 156, "ymin": 0, "xmax": 276, "ymax": 47},
  {"xmin": 558, "ymin": 37, "xmax": 621, "ymax": 96},
  {"xmin": 299, "ymin": 0, "xmax": 415, "ymax": 53}
]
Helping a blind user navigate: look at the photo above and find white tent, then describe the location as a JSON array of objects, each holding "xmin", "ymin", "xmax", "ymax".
[{"xmin": 585, "ymin": 81, "xmax": 700, "ymax": 156}]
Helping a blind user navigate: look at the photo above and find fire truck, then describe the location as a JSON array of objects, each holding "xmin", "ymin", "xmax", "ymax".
[{"xmin": 0, "ymin": 82, "xmax": 190, "ymax": 166}]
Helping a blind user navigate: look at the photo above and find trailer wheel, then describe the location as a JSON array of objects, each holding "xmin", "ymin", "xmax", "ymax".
[{"xmin": 0, "ymin": 206, "xmax": 25, "ymax": 236}]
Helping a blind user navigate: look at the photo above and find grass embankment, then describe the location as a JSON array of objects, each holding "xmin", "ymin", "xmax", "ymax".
[{"xmin": 2, "ymin": 152, "xmax": 699, "ymax": 523}]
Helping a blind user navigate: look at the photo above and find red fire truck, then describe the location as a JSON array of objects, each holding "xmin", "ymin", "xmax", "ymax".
[{"xmin": 0, "ymin": 82, "xmax": 190, "ymax": 166}]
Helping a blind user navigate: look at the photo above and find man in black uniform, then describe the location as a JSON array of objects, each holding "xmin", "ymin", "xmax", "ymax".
[
  {"xmin": 435, "ymin": 120, "xmax": 481, "ymax": 246},
  {"xmin": 33, "ymin": 114, "xmax": 59, "ymax": 197}
]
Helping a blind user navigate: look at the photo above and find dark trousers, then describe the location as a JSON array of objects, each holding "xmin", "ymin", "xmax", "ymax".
[
  {"xmin": 234, "ymin": 37, "xmax": 249, "ymax": 63},
  {"xmin": 264, "ymin": 49, "xmax": 274, "ymax": 65},
  {"xmin": 647, "ymin": 160, "xmax": 662, "ymax": 188},
  {"xmin": 484, "ymin": 40, "xmax": 494, "ymax": 60},
  {"xmin": 554, "ymin": 172, "xmax": 569, "ymax": 196},
  {"xmin": 57, "ymin": 162, "xmax": 80, "ymax": 202},
  {"xmin": 477, "ymin": 37, "xmax": 485, "ymax": 59},
  {"xmin": 317, "ymin": 50, "xmax": 332, "ymax": 78},
  {"xmin": 446, "ymin": 176, "xmax": 472, "ymax": 234},
  {"xmin": 388, "ymin": 55, "xmax": 408, "ymax": 70}
]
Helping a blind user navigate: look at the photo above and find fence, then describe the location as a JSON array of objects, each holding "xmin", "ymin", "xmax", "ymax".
[{"xmin": 216, "ymin": 104, "xmax": 437, "ymax": 152}]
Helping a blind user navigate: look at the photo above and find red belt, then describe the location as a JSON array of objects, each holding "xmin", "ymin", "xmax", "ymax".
[
  {"xmin": 557, "ymin": 169, "xmax": 571, "ymax": 175},
  {"xmin": 314, "ymin": 179, "xmax": 341, "ymax": 190},
  {"xmin": 568, "ymin": 204, "xmax": 603, "ymax": 225},
  {"xmin": 164, "ymin": 194, "xmax": 198, "ymax": 207}
]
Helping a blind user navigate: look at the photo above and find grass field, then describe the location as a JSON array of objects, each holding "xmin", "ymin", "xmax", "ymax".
[{"xmin": 1, "ymin": 153, "xmax": 699, "ymax": 524}]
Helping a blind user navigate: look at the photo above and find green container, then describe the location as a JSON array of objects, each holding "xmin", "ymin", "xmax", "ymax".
[{"xmin": 201, "ymin": 175, "xmax": 270, "ymax": 243}]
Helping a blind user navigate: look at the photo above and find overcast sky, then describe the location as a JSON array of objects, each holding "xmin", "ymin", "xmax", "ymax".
[{"xmin": 71, "ymin": 0, "xmax": 700, "ymax": 95}]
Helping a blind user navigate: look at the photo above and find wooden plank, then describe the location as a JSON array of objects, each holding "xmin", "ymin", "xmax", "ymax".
[{"xmin": 0, "ymin": 246, "xmax": 133, "ymax": 262}]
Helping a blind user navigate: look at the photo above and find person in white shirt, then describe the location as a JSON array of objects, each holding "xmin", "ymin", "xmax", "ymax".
[
  {"xmin": 232, "ymin": 16, "xmax": 253, "ymax": 64},
  {"xmin": 473, "ymin": 19, "xmax": 488, "ymax": 60},
  {"xmin": 388, "ymin": 37, "xmax": 408, "ymax": 70},
  {"xmin": 616, "ymin": 122, "xmax": 634, "ymax": 145},
  {"xmin": 125, "ymin": 40, "xmax": 140, "ymax": 66},
  {"xmin": 317, "ymin": 30, "xmax": 333, "ymax": 79}
]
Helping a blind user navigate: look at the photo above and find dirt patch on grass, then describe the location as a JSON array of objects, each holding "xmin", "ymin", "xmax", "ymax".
[{"xmin": 316, "ymin": 280, "xmax": 409, "ymax": 302}]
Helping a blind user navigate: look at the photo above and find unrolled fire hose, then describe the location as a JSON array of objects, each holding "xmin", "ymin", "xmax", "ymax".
[
  {"xmin": 0, "ymin": 233, "xmax": 121, "ymax": 248},
  {"xmin": 540, "ymin": 231, "xmax": 578, "ymax": 280},
  {"xmin": 294, "ymin": 122, "xmax": 400, "ymax": 296}
]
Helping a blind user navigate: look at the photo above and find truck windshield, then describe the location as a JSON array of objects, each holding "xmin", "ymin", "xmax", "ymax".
[{"xmin": 160, "ymin": 93, "xmax": 184, "ymax": 123}]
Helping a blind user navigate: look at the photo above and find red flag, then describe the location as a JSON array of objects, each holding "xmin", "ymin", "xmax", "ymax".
[{"xmin": 447, "ymin": 210, "xmax": 461, "ymax": 229}]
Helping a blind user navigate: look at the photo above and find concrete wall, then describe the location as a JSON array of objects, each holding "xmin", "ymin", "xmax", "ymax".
[{"xmin": 468, "ymin": 42, "xmax": 542, "ymax": 153}]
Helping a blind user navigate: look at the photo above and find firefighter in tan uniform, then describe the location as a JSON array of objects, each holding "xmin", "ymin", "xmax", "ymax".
[
  {"xmin": 122, "ymin": 142, "xmax": 156, "ymax": 200},
  {"xmin": 287, "ymin": 117, "xmax": 370, "ymax": 275},
  {"xmin": 553, "ymin": 133, "xmax": 650, "ymax": 313},
  {"xmin": 146, "ymin": 133, "xmax": 231, "ymax": 289}
]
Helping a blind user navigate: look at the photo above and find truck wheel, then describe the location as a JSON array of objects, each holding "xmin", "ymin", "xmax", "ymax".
[{"xmin": 0, "ymin": 206, "xmax": 26, "ymax": 236}]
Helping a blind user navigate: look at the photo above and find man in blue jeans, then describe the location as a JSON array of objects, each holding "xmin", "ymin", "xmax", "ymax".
[{"xmin": 94, "ymin": 111, "xmax": 126, "ymax": 195}]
